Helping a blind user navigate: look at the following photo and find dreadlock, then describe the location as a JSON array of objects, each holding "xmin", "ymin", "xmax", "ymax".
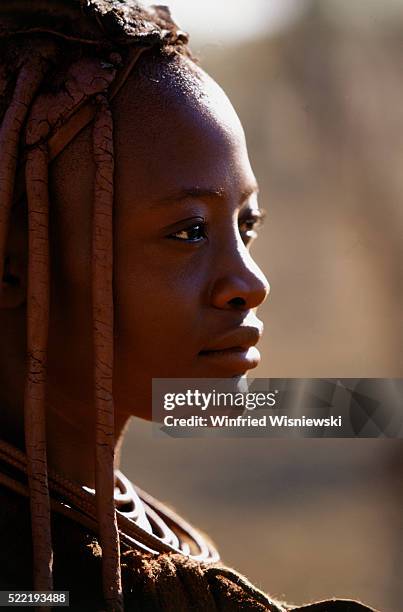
[{"xmin": 0, "ymin": 1, "xmax": 191, "ymax": 609}]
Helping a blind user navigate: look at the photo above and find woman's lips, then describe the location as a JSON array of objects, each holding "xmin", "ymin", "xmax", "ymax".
[
  {"xmin": 198, "ymin": 345, "xmax": 261, "ymax": 374},
  {"xmin": 199, "ymin": 323, "xmax": 263, "ymax": 374}
]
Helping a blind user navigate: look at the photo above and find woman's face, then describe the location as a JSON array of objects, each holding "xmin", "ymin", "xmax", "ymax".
[
  {"xmin": 111, "ymin": 57, "xmax": 269, "ymax": 417},
  {"xmin": 48, "ymin": 55, "xmax": 270, "ymax": 420}
]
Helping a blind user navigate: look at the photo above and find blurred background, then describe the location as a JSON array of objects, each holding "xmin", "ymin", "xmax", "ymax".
[{"xmin": 122, "ymin": 2, "xmax": 403, "ymax": 610}]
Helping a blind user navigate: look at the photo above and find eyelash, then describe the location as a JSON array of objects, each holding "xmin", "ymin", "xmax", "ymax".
[
  {"xmin": 169, "ymin": 220, "xmax": 207, "ymax": 243},
  {"xmin": 168, "ymin": 211, "xmax": 265, "ymax": 244}
]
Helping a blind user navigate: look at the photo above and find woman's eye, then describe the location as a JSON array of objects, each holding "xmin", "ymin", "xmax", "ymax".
[
  {"xmin": 168, "ymin": 222, "xmax": 207, "ymax": 242},
  {"xmin": 239, "ymin": 210, "xmax": 265, "ymax": 243}
]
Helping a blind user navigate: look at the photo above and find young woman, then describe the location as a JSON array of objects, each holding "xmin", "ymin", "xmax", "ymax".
[{"xmin": 0, "ymin": 1, "xmax": 375, "ymax": 610}]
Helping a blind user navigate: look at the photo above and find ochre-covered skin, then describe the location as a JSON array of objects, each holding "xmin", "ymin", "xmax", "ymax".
[{"xmin": 0, "ymin": 2, "xmax": 377, "ymax": 610}]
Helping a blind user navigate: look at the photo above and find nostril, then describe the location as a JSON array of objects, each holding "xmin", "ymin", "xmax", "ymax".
[{"xmin": 228, "ymin": 296, "xmax": 246, "ymax": 308}]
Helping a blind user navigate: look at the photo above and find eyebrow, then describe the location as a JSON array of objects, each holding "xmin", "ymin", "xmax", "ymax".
[{"xmin": 153, "ymin": 184, "xmax": 259, "ymax": 207}]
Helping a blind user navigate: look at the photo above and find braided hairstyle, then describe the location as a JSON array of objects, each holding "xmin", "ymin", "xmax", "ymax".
[{"xmin": 0, "ymin": 1, "xmax": 192, "ymax": 609}]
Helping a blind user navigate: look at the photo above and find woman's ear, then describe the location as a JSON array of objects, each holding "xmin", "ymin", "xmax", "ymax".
[{"xmin": 0, "ymin": 204, "xmax": 27, "ymax": 310}]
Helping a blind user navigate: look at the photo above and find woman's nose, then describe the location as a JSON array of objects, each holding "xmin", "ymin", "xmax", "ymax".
[{"xmin": 210, "ymin": 250, "xmax": 270, "ymax": 311}]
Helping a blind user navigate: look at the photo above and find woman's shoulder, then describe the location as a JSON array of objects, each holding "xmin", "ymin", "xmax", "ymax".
[
  {"xmin": 0, "ymin": 482, "xmax": 104, "ymax": 607},
  {"xmin": 0, "ymin": 485, "xmax": 377, "ymax": 611},
  {"xmin": 120, "ymin": 549, "xmax": 377, "ymax": 612}
]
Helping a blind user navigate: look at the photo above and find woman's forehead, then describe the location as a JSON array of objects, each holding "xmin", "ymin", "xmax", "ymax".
[
  {"xmin": 48, "ymin": 51, "xmax": 256, "ymax": 270},
  {"xmin": 114, "ymin": 52, "xmax": 245, "ymax": 147},
  {"xmin": 113, "ymin": 54, "xmax": 254, "ymax": 208}
]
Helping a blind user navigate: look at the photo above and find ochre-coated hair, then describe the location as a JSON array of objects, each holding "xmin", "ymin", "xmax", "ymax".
[{"xmin": 0, "ymin": 2, "xmax": 190, "ymax": 609}]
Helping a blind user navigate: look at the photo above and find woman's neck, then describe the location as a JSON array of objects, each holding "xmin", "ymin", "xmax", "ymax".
[{"xmin": 0, "ymin": 387, "xmax": 130, "ymax": 490}]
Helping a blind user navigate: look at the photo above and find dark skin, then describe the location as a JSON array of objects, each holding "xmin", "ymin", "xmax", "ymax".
[{"xmin": 0, "ymin": 53, "xmax": 269, "ymax": 488}]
